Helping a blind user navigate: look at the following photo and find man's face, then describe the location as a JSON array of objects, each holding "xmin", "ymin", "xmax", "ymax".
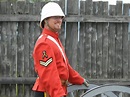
[{"xmin": 46, "ymin": 16, "xmax": 63, "ymax": 32}]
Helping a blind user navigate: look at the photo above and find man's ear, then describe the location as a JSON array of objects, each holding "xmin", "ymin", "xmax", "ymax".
[
  {"xmin": 44, "ymin": 20, "xmax": 47, "ymax": 24},
  {"xmin": 44, "ymin": 19, "xmax": 48, "ymax": 24}
]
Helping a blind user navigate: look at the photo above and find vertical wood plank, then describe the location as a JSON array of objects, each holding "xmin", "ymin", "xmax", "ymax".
[
  {"xmin": 122, "ymin": 4, "xmax": 129, "ymax": 97},
  {"xmin": 59, "ymin": 0, "xmax": 65, "ymax": 14},
  {"xmin": 23, "ymin": 21, "xmax": 30, "ymax": 97},
  {"xmin": 28, "ymin": 2, "xmax": 39, "ymax": 78},
  {"xmin": 66, "ymin": 0, "xmax": 79, "ymax": 70},
  {"xmin": 67, "ymin": 0, "xmax": 79, "ymax": 15},
  {"xmin": 17, "ymin": 22, "xmax": 24, "ymax": 97},
  {"xmin": 115, "ymin": 1, "xmax": 123, "ymax": 78},
  {"xmin": 102, "ymin": 1, "xmax": 109, "ymax": 78},
  {"xmin": 6, "ymin": 10, "xmax": 11, "ymax": 97},
  {"xmin": 22, "ymin": 2, "xmax": 30, "ymax": 97},
  {"xmin": 108, "ymin": 5, "xmax": 116, "ymax": 78},
  {"xmin": 85, "ymin": 0, "xmax": 93, "ymax": 79},
  {"xmin": 91, "ymin": 23, "xmax": 97, "ymax": 78},
  {"xmin": 0, "ymin": 1, "xmax": 6, "ymax": 14},
  {"xmin": 34, "ymin": 2, "xmax": 41, "ymax": 41},
  {"xmin": 6, "ymin": 2, "xmax": 17, "ymax": 97},
  {"xmin": 78, "ymin": 0, "xmax": 86, "ymax": 76},
  {"xmin": 96, "ymin": 1, "xmax": 103, "ymax": 78},
  {"xmin": 92, "ymin": 1, "xmax": 102, "ymax": 78},
  {"xmin": 0, "ymin": 1, "xmax": 8, "ymax": 97},
  {"xmin": 10, "ymin": 21, "xmax": 18, "ymax": 97},
  {"xmin": 122, "ymin": 4, "xmax": 129, "ymax": 79},
  {"xmin": 10, "ymin": 2, "xmax": 17, "ymax": 97},
  {"xmin": 16, "ymin": 1, "xmax": 25, "ymax": 97},
  {"xmin": 28, "ymin": 2, "xmax": 36, "ymax": 97},
  {"xmin": 66, "ymin": 22, "xmax": 78, "ymax": 70},
  {"xmin": 1, "ymin": 18, "xmax": 8, "ymax": 97},
  {"xmin": 16, "ymin": 0, "xmax": 26, "ymax": 14},
  {"xmin": 92, "ymin": 1, "xmax": 98, "ymax": 78}
]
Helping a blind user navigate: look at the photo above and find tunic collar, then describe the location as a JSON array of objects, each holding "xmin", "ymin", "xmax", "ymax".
[{"xmin": 42, "ymin": 28, "xmax": 59, "ymax": 38}]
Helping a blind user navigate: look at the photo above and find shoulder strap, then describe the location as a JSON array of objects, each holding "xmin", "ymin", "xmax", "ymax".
[{"xmin": 47, "ymin": 35, "xmax": 67, "ymax": 64}]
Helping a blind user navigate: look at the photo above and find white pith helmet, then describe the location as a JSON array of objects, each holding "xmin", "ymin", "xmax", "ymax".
[{"xmin": 40, "ymin": 2, "xmax": 65, "ymax": 28}]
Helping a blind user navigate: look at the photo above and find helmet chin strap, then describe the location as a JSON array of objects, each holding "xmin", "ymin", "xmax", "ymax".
[{"xmin": 45, "ymin": 20, "xmax": 58, "ymax": 33}]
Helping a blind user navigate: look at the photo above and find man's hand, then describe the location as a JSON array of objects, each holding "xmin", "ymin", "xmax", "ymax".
[{"xmin": 83, "ymin": 79, "xmax": 89, "ymax": 87}]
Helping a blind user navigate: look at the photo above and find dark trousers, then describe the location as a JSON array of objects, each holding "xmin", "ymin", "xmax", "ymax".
[{"xmin": 34, "ymin": 91, "xmax": 44, "ymax": 97}]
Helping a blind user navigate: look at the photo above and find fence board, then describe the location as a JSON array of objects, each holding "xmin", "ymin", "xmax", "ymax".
[
  {"xmin": 28, "ymin": 3, "xmax": 36, "ymax": 78},
  {"xmin": 66, "ymin": 22, "xmax": 78, "ymax": 69},
  {"xmin": 24, "ymin": 6, "xmax": 30, "ymax": 97},
  {"xmin": 16, "ymin": 1, "xmax": 26, "ymax": 96},
  {"xmin": 66, "ymin": 0, "xmax": 79, "ymax": 70},
  {"xmin": 102, "ymin": 2, "xmax": 109, "ymax": 78},
  {"xmin": 67, "ymin": 0, "xmax": 79, "ymax": 15},
  {"xmin": 29, "ymin": 21, "xmax": 36, "ymax": 78},
  {"xmin": 0, "ymin": 1, "xmax": 8, "ymax": 97},
  {"xmin": 17, "ymin": 22, "xmax": 24, "ymax": 97},
  {"xmin": 108, "ymin": 5, "xmax": 116, "ymax": 78},
  {"xmin": 9, "ymin": 2, "xmax": 17, "ymax": 97},
  {"xmin": 10, "ymin": 22, "xmax": 17, "ymax": 97},
  {"xmin": 122, "ymin": 3, "xmax": 129, "ymax": 97},
  {"xmin": 6, "ymin": 2, "xmax": 14, "ymax": 97},
  {"xmin": 78, "ymin": 22, "xmax": 85, "ymax": 74},
  {"xmin": 85, "ymin": 0, "xmax": 93, "ymax": 79},
  {"xmin": 17, "ymin": 1, "xmax": 26, "ymax": 14},
  {"xmin": 115, "ymin": 1, "xmax": 123, "ymax": 78},
  {"xmin": 0, "ymin": 1, "xmax": 7, "ymax": 14},
  {"xmin": 90, "ymin": 23, "xmax": 97, "ymax": 78},
  {"xmin": 85, "ymin": 0, "xmax": 93, "ymax": 78},
  {"xmin": 23, "ymin": 21, "xmax": 30, "ymax": 97},
  {"xmin": 6, "ymin": 22, "xmax": 11, "ymax": 97},
  {"xmin": 1, "ymin": 22, "xmax": 8, "ymax": 96},
  {"xmin": 92, "ymin": 1, "xmax": 102, "ymax": 78},
  {"xmin": 78, "ymin": 1, "xmax": 86, "ymax": 77},
  {"xmin": 84, "ymin": 0, "xmax": 94, "ymax": 79},
  {"xmin": 122, "ymin": 4, "xmax": 129, "ymax": 79}
]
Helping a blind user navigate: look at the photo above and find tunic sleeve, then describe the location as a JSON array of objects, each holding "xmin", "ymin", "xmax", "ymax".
[
  {"xmin": 33, "ymin": 42, "xmax": 66, "ymax": 97},
  {"xmin": 67, "ymin": 64, "xmax": 84, "ymax": 85}
]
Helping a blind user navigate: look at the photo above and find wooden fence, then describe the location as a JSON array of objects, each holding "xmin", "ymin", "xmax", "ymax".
[{"xmin": 0, "ymin": 0, "xmax": 130, "ymax": 97}]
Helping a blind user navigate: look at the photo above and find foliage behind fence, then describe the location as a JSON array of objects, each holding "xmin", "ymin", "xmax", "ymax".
[{"xmin": 0, "ymin": 0, "xmax": 130, "ymax": 97}]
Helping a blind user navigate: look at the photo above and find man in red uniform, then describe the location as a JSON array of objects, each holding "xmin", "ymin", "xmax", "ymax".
[{"xmin": 32, "ymin": 2, "xmax": 89, "ymax": 97}]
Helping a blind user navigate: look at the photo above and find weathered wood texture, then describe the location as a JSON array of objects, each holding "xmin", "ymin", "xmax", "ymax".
[{"xmin": 0, "ymin": 0, "xmax": 130, "ymax": 97}]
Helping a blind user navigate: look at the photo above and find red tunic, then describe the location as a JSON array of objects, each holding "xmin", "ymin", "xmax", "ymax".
[{"xmin": 32, "ymin": 28, "xmax": 84, "ymax": 97}]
